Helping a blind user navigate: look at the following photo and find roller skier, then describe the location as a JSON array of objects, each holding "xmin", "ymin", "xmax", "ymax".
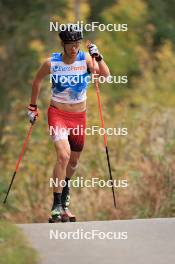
[{"xmin": 27, "ymin": 24, "xmax": 110, "ymax": 222}]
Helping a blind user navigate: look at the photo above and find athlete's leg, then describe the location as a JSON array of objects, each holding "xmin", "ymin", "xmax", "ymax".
[
  {"xmin": 61, "ymin": 150, "xmax": 81, "ymax": 204},
  {"xmin": 48, "ymin": 106, "xmax": 71, "ymax": 221},
  {"xmin": 49, "ymin": 139, "xmax": 70, "ymax": 222},
  {"xmin": 61, "ymin": 110, "xmax": 86, "ymax": 219},
  {"xmin": 60, "ymin": 150, "xmax": 82, "ymax": 221},
  {"xmin": 66, "ymin": 150, "xmax": 81, "ymax": 179},
  {"xmin": 53, "ymin": 139, "xmax": 71, "ymax": 193}
]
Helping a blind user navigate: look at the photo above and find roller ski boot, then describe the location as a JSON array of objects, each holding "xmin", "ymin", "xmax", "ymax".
[
  {"xmin": 62, "ymin": 194, "xmax": 76, "ymax": 222},
  {"xmin": 48, "ymin": 204, "xmax": 69, "ymax": 223}
]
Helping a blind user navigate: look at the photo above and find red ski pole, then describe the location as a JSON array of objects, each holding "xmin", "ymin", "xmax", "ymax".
[
  {"xmin": 88, "ymin": 42, "xmax": 117, "ymax": 208},
  {"xmin": 3, "ymin": 122, "xmax": 35, "ymax": 203}
]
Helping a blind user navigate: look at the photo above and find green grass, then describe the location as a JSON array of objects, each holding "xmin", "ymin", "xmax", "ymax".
[{"xmin": 0, "ymin": 221, "xmax": 38, "ymax": 264}]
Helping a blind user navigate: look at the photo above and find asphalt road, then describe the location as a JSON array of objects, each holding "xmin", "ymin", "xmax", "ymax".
[{"xmin": 18, "ymin": 218, "xmax": 175, "ymax": 264}]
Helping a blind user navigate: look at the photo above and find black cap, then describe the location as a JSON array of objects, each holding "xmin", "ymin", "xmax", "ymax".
[{"xmin": 59, "ymin": 24, "xmax": 83, "ymax": 42}]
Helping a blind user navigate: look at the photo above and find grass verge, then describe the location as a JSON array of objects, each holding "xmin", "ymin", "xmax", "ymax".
[{"xmin": 0, "ymin": 220, "xmax": 38, "ymax": 264}]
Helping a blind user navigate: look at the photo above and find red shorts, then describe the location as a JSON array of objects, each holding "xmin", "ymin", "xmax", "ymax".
[{"xmin": 48, "ymin": 106, "xmax": 86, "ymax": 152}]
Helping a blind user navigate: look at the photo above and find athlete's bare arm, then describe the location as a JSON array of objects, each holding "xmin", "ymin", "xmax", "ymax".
[
  {"xmin": 30, "ymin": 58, "xmax": 51, "ymax": 105},
  {"xmin": 86, "ymin": 53, "xmax": 110, "ymax": 77}
]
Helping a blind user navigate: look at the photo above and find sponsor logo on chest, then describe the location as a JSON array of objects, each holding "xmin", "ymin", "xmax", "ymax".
[{"xmin": 53, "ymin": 65, "xmax": 86, "ymax": 72}]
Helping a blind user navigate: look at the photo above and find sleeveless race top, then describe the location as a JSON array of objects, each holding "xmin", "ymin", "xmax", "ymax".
[{"xmin": 50, "ymin": 51, "xmax": 91, "ymax": 104}]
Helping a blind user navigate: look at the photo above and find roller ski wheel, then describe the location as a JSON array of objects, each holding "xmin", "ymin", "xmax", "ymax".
[
  {"xmin": 48, "ymin": 215, "xmax": 69, "ymax": 223},
  {"xmin": 63, "ymin": 207, "xmax": 76, "ymax": 222},
  {"xmin": 62, "ymin": 194, "xmax": 76, "ymax": 222},
  {"xmin": 48, "ymin": 206, "xmax": 69, "ymax": 223}
]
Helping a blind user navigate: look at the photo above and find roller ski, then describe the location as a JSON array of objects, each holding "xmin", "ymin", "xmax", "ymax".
[
  {"xmin": 62, "ymin": 194, "xmax": 76, "ymax": 222},
  {"xmin": 48, "ymin": 204, "xmax": 69, "ymax": 223}
]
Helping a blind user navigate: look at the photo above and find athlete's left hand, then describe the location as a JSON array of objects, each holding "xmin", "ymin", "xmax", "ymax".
[
  {"xmin": 88, "ymin": 43, "xmax": 103, "ymax": 62},
  {"xmin": 88, "ymin": 44, "xmax": 100, "ymax": 58}
]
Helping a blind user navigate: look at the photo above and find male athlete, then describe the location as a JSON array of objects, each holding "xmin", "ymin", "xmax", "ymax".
[{"xmin": 27, "ymin": 25, "xmax": 110, "ymax": 222}]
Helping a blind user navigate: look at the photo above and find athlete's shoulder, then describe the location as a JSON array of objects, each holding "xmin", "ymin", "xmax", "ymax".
[
  {"xmin": 35, "ymin": 58, "xmax": 50, "ymax": 77},
  {"xmin": 42, "ymin": 58, "xmax": 51, "ymax": 69},
  {"xmin": 50, "ymin": 52, "xmax": 62, "ymax": 62}
]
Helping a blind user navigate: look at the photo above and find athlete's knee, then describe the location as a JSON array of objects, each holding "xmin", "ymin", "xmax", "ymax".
[
  {"xmin": 58, "ymin": 151, "xmax": 70, "ymax": 167},
  {"xmin": 69, "ymin": 160, "xmax": 79, "ymax": 170}
]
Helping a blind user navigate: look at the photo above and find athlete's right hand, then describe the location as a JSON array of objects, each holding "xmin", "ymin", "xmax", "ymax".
[{"xmin": 27, "ymin": 104, "xmax": 38, "ymax": 124}]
